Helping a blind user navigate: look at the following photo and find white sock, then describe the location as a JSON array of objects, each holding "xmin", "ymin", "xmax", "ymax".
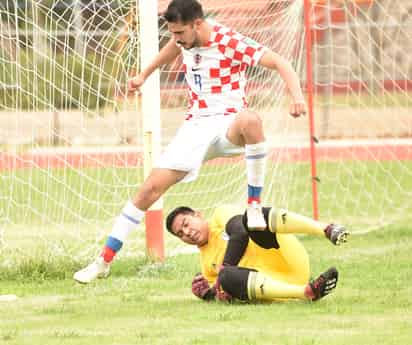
[
  {"xmin": 108, "ymin": 201, "xmax": 145, "ymax": 243},
  {"xmin": 245, "ymin": 142, "xmax": 267, "ymax": 203}
]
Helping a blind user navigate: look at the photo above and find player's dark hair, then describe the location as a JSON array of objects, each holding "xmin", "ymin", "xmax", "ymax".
[
  {"xmin": 165, "ymin": 206, "xmax": 195, "ymax": 235},
  {"xmin": 163, "ymin": 0, "xmax": 204, "ymax": 24}
]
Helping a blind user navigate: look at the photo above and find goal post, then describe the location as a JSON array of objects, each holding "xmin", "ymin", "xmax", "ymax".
[
  {"xmin": 304, "ymin": 0, "xmax": 319, "ymax": 220},
  {"xmin": 138, "ymin": 0, "xmax": 164, "ymax": 261}
]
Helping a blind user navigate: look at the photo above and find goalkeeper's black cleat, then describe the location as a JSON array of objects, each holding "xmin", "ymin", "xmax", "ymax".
[
  {"xmin": 307, "ymin": 267, "xmax": 338, "ymax": 301},
  {"xmin": 324, "ymin": 224, "xmax": 349, "ymax": 245}
]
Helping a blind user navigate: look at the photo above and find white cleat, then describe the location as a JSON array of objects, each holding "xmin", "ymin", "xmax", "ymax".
[
  {"xmin": 73, "ymin": 257, "xmax": 110, "ymax": 284},
  {"xmin": 246, "ymin": 201, "xmax": 267, "ymax": 231}
]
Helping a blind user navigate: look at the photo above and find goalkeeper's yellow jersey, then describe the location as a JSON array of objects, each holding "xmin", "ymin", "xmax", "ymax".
[{"xmin": 198, "ymin": 205, "xmax": 309, "ymax": 285}]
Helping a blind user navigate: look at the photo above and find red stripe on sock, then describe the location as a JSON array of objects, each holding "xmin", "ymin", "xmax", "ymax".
[
  {"xmin": 248, "ymin": 197, "xmax": 261, "ymax": 204},
  {"xmin": 101, "ymin": 246, "xmax": 116, "ymax": 263}
]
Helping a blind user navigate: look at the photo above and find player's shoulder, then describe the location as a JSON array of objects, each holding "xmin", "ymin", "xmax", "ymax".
[
  {"xmin": 206, "ymin": 19, "xmax": 225, "ymax": 32},
  {"xmin": 207, "ymin": 19, "xmax": 244, "ymax": 41}
]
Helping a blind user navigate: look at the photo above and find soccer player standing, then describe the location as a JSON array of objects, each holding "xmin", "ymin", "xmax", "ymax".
[{"xmin": 74, "ymin": 0, "xmax": 307, "ymax": 283}]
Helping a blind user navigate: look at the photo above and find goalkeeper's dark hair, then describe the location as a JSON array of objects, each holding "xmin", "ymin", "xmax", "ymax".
[
  {"xmin": 163, "ymin": 0, "xmax": 204, "ymax": 24},
  {"xmin": 166, "ymin": 206, "xmax": 195, "ymax": 235}
]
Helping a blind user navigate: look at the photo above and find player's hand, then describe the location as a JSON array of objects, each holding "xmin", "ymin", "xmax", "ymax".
[
  {"xmin": 289, "ymin": 100, "xmax": 307, "ymax": 118},
  {"xmin": 214, "ymin": 266, "xmax": 232, "ymax": 302},
  {"xmin": 128, "ymin": 75, "xmax": 145, "ymax": 95},
  {"xmin": 215, "ymin": 286, "xmax": 232, "ymax": 302},
  {"xmin": 192, "ymin": 273, "xmax": 213, "ymax": 300}
]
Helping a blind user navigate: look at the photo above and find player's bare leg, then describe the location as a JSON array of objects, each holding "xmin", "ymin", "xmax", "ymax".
[
  {"xmin": 227, "ymin": 110, "xmax": 267, "ymax": 230},
  {"xmin": 74, "ymin": 168, "xmax": 187, "ymax": 284},
  {"xmin": 132, "ymin": 168, "xmax": 188, "ymax": 210}
]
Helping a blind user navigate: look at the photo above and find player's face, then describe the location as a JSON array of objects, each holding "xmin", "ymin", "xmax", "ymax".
[
  {"xmin": 168, "ymin": 20, "xmax": 200, "ymax": 49},
  {"xmin": 171, "ymin": 212, "xmax": 209, "ymax": 246}
]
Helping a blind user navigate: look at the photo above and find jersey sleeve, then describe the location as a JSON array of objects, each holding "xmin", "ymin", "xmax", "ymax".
[
  {"xmin": 223, "ymin": 215, "xmax": 249, "ymax": 266},
  {"xmin": 217, "ymin": 30, "xmax": 267, "ymax": 67}
]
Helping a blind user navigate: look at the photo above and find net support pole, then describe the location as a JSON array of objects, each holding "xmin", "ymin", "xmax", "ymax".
[
  {"xmin": 138, "ymin": 0, "xmax": 164, "ymax": 261},
  {"xmin": 304, "ymin": 0, "xmax": 319, "ymax": 220}
]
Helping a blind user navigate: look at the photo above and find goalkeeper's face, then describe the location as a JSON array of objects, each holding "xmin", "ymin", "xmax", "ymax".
[
  {"xmin": 170, "ymin": 212, "xmax": 209, "ymax": 247},
  {"xmin": 168, "ymin": 20, "xmax": 201, "ymax": 49}
]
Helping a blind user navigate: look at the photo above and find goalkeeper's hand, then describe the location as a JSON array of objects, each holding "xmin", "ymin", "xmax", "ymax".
[
  {"xmin": 215, "ymin": 286, "xmax": 232, "ymax": 302},
  {"xmin": 214, "ymin": 266, "xmax": 233, "ymax": 303},
  {"xmin": 191, "ymin": 273, "xmax": 216, "ymax": 301}
]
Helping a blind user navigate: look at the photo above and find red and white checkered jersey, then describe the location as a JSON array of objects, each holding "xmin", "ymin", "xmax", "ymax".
[{"xmin": 179, "ymin": 21, "xmax": 267, "ymax": 118}]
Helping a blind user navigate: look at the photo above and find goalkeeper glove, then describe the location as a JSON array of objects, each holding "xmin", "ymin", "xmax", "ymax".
[
  {"xmin": 191, "ymin": 273, "xmax": 216, "ymax": 301},
  {"xmin": 214, "ymin": 265, "xmax": 233, "ymax": 302}
]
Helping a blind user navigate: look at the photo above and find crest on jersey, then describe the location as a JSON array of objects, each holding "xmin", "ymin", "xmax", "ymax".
[
  {"xmin": 194, "ymin": 53, "xmax": 202, "ymax": 65},
  {"xmin": 243, "ymin": 37, "xmax": 259, "ymax": 48},
  {"xmin": 221, "ymin": 231, "xmax": 229, "ymax": 241}
]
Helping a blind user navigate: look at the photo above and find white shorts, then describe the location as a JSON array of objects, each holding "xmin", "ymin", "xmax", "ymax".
[{"xmin": 156, "ymin": 114, "xmax": 243, "ymax": 182}]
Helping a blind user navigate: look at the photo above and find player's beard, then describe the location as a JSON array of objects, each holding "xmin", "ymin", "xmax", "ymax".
[
  {"xmin": 183, "ymin": 29, "xmax": 200, "ymax": 50},
  {"xmin": 191, "ymin": 31, "xmax": 201, "ymax": 48}
]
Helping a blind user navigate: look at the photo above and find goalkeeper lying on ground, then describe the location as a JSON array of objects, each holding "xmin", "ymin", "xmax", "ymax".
[{"xmin": 166, "ymin": 205, "xmax": 349, "ymax": 302}]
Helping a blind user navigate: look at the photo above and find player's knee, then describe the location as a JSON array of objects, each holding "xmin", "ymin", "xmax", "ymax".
[
  {"xmin": 139, "ymin": 180, "xmax": 163, "ymax": 200},
  {"xmin": 219, "ymin": 266, "xmax": 253, "ymax": 300},
  {"xmin": 240, "ymin": 112, "xmax": 262, "ymax": 134}
]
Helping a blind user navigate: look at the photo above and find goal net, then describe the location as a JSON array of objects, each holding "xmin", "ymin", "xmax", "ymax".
[
  {"xmin": 0, "ymin": 0, "xmax": 411, "ymax": 269},
  {"xmin": 308, "ymin": 0, "xmax": 412, "ymax": 232}
]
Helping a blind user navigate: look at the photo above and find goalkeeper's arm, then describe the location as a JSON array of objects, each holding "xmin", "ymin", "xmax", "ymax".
[
  {"xmin": 222, "ymin": 215, "xmax": 249, "ymax": 266},
  {"xmin": 191, "ymin": 217, "xmax": 248, "ymax": 302},
  {"xmin": 191, "ymin": 273, "xmax": 216, "ymax": 301}
]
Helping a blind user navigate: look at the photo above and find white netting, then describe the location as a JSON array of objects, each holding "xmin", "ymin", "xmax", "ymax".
[
  {"xmin": 0, "ymin": 0, "xmax": 145, "ymax": 261},
  {"xmin": 157, "ymin": 0, "xmax": 306, "ymax": 217},
  {"xmin": 0, "ymin": 0, "xmax": 306, "ymax": 262},
  {"xmin": 309, "ymin": 0, "xmax": 412, "ymax": 231},
  {"xmin": 0, "ymin": 0, "xmax": 411, "ymax": 266}
]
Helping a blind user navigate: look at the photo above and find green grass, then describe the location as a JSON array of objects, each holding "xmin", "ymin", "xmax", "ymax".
[
  {"xmin": 1, "ymin": 160, "xmax": 411, "ymax": 343},
  {"xmin": 1, "ymin": 159, "xmax": 411, "ymax": 271},
  {"xmin": 0, "ymin": 225, "xmax": 411, "ymax": 345},
  {"xmin": 1, "ymin": 160, "xmax": 411, "ymax": 226}
]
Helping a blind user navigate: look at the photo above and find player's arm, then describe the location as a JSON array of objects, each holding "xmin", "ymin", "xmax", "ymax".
[
  {"xmin": 222, "ymin": 215, "xmax": 249, "ymax": 266},
  {"xmin": 191, "ymin": 273, "xmax": 217, "ymax": 301},
  {"xmin": 129, "ymin": 38, "xmax": 181, "ymax": 92},
  {"xmin": 192, "ymin": 217, "xmax": 248, "ymax": 303},
  {"xmin": 198, "ymin": 215, "xmax": 249, "ymax": 303},
  {"xmin": 258, "ymin": 50, "xmax": 306, "ymax": 117}
]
